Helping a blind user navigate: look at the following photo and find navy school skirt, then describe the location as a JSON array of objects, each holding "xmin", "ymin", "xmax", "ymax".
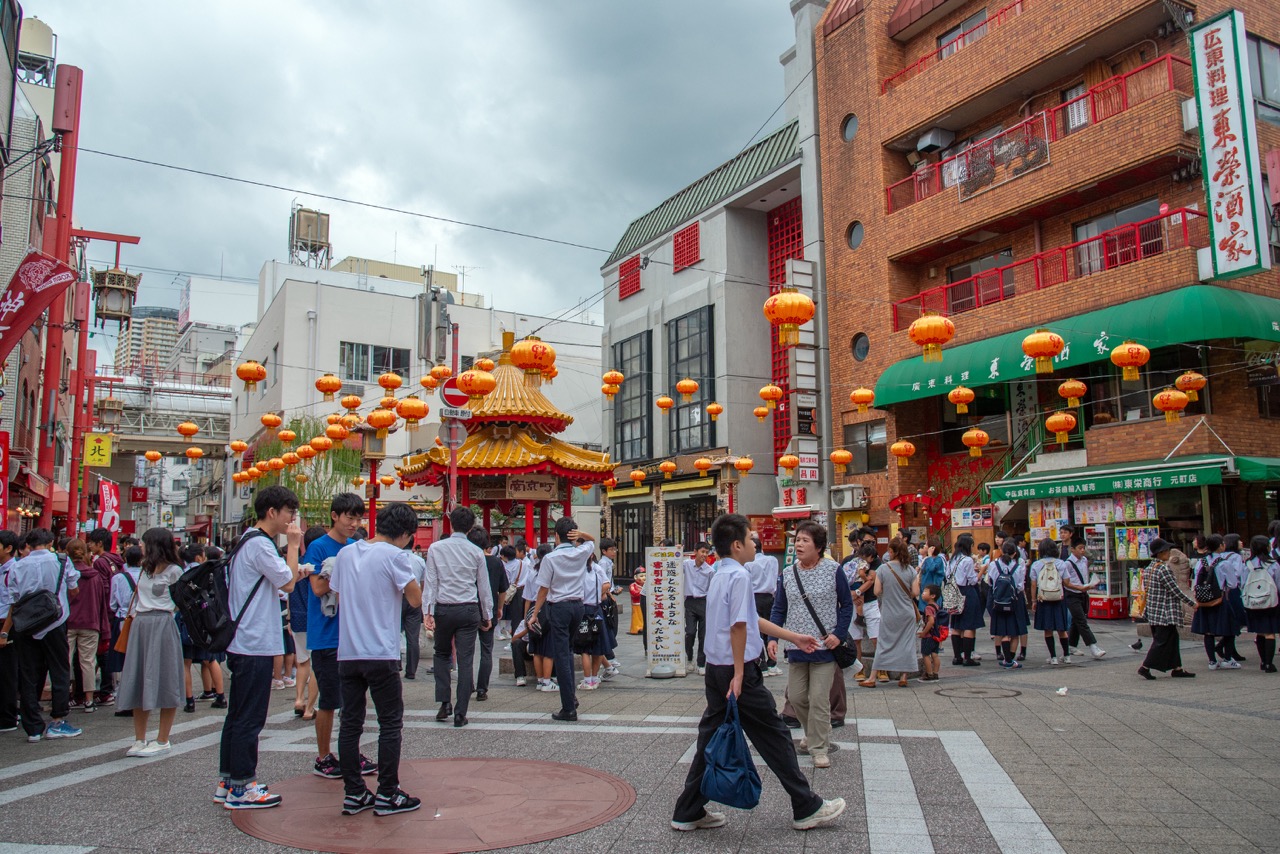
[
  {"xmin": 1033, "ymin": 598, "xmax": 1070, "ymax": 633},
  {"xmin": 952, "ymin": 585, "xmax": 986, "ymax": 632}
]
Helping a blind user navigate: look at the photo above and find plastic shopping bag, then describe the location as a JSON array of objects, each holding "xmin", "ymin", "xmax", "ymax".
[{"xmin": 700, "ymin": 694, "xmax": 762, "ymax": 809}]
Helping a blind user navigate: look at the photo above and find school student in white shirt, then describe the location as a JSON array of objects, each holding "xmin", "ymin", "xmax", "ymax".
[
  {"xmin": 671, "ymin": 514, "xmax": 844, "ymax": 833},
  {"xmin": 528, "ymin": 518, "xmax": 595, "ymax": 721},
  {"xmin": 330, "ymin": 503, "xmax": 423, "ymax": 817},
  {"xmin": 217, "ymin": 486, "xmax": 305, "ymax": 811}
]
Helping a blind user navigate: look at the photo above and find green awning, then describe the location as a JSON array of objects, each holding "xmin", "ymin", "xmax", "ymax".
[
  {"xmin": 1236, "ymin": 456, "xmax": 1280, "ymax": 483},
  {"xmin": 875, "ymin": 285, "xmax": 1280, "ymax": 406},
  {"xmin": 985, "ymin": 454, "xmax": 1232, "ymax": 503}
]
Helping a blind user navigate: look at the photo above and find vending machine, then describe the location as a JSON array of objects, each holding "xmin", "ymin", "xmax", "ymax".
[{"xmin": 1084, "ymin": 523, "xmax": 1128, "ymax": 619}]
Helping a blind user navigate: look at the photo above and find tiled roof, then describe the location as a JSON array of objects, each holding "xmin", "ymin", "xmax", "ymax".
[
  {"xmin": 823, "ymin": 0, "xmax": 866, "ymax": 36},
  {"xmin": 466, "ymin": 354, "xmax": 573, "ymax": 434},
  {"xmin": 887, "ymin": 0, "xmax": 962, "ymax": 40},
  {"xmin": 603, "ymin": 120, "xmax": 801, "ymax": 267},
  {"xmin": 397, "ymin": 426, "xmax": 613, "ymax": 484}
]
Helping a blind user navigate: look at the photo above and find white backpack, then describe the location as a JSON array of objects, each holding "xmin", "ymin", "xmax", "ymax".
[
  {"xmin": 1036, "ymin": 559, "xmax": 1064, "ymax": 602},
  {"xmin": 1242, "ymin": 560, "xmax": 1279, "ymax": 610}
]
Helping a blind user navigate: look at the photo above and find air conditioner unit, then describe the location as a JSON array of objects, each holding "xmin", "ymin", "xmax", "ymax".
[
  {"xmin": 916, "ymin": 127, "xmax": 955, "ymax": 154},
  {"xmin": 829, "ymin": 484, "xmax": 868, "ymax": 511},
  {"xmin": 339, "ymin": 383, "xmax": 365, "ymax": 398}
]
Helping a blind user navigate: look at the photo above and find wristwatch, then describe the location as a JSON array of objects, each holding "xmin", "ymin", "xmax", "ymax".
[{"xmin": 0, "ymin": 632, "xmax": 8, "ymax": 640}]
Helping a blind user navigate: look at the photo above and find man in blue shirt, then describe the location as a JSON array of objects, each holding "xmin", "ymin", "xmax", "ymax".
[{"xmin": 303, "ymin": 493, "xmax": 374, "ymax": 781}]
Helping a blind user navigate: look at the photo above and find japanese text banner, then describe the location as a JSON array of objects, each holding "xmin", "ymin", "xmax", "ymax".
[{"xmin": 0, "ymin": 249, "xmax": 77, "ymax": 365}]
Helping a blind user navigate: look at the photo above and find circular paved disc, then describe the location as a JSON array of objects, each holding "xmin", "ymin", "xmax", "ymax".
[
  {"xmin": 935, "ymin": 686, "xmax": 1022, "ymax": 699},
  {"xmin": 232, "ymin": 757, "xmax": 636, "ymax": 853}
]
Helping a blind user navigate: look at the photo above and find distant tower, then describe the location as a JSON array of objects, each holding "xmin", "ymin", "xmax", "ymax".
[{"xmin": 288, "ymin": 205, "xmax": 331, "ymax": 268}]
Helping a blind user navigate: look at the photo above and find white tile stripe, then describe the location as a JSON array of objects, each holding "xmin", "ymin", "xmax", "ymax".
[
  {"xmin": 0, "ymin": 845, "xmax": 95, "ymax": 854},
  {"xmin": 861, "ymin": 742, "xmax": 934, "ymax": 854},
  {"xmin": 938, "ymin": 731, "xmax": 1066, "ymax": 854}
]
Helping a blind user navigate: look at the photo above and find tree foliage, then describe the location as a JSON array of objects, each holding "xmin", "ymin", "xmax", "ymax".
[{"xmin": 249, "ymin": 415, "xmax": 365, "ymax": 524}]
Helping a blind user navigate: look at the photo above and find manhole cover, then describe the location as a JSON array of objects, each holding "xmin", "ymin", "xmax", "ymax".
[{"xmin": 935, "ymin": 686, "xmax": 1021, "ymax": 699}]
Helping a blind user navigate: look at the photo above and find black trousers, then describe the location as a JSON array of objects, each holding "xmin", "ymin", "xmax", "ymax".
[
  {"xmin": 685, "ymin": 596, "xmax": 708, "ymax": 667},
  {"xmin": 546, "ymin": 600, "xmax": 583, "ymax": 715},
  {"xmin": 0, "ymin": 641, "xmax": 17, "ymax": 728},
  {"xmin": 401, "ymin": 600, "xmax": 424, "ymax": 678},
  {"xmin": 1142, "ymin": 624, "xmax": 1182, "ymax": 672},
  {"xmin": 512, "ymin": 638, "xmax": 529, "ymax": 680},
  {"xmin": 219, "ymin": 653, "xmax": 273, "ymax": 785},
  {"xmin": 433, "ymin": 603, "xmax": 480, "ymax": 717},
  {"xmin": 16, "ymin": 623, "xmax": 71, "ymax": 736},
  {"xmin": 673, "ymin": 662, "xmax": 823, "ymax": 823},
  {"xmin": 754, "ymin": 592, "xmax": 776, "ymax": 668},
  {"xmin": 476, "ymin": 624, "xmax": 495, "ymax": 692},
  {"xmin": 338, "ymin": 659, "xmax": 404, "ymax": 797},
  {"xmin": 1066, "ymin": 595, "xmax": 1097, "ymax": 647}
]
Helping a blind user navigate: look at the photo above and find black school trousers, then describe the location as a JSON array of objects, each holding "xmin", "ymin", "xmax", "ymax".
[{"xmin": 673, "ymin": 661, "xmax": 823, "ymax": 823}]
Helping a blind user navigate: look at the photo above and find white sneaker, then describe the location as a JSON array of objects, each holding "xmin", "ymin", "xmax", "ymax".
[
  {"xmin": 536, "ymin": 681, "xmax": 558, "ymax": 692},
  {"xmin": 671, "ymin": 810, "xmax": 727, "ymax": 832},
  {"xmin": 971, "ymin": 654, "xmax": 983, "ymax": 662},
  {"xmin": 126, "ymin": 740, "xmax": 148, "ymax": 757},
  {"xmin": 1091, "ymin": 645, "xmax": 1107, "ymax": 659},
  {"xmin": 600, "ymin": 668, "xmax": 616, "ymax": 681},
  {"xmin": 1207, "ymin": 660, "xmax": 1221, "ymax": 670},
  {"xmin": 1049, "ymin": 657, "xmax": 1059, "ymax": 666},
  {"xmin": 1062, "ymin": 655, "xmax": 1074, "ymax": 664},
  {"xmin": 1223, "ymin": 659, "xmax": 1242, "ymax": 669},
  {"xmin": 696, "ymin": 666, "xmax": 706, "ymax": 676},
  {"xmin": 793, "ymin": 798, "xmax": 846, "ymax": 830},
  {"xmin": 136, "ymin": 740, "xmax": 171, "ymax": 757},
  {"xmin": 282, "ymin": 677, "xmax": 296, "ymax": 688},
  {"xmin": 515, "ymin": 677, "xmax": 527, "ymax": 687}
]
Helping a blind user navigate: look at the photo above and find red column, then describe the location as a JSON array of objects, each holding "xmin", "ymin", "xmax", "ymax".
[
  {"xmin": 563, "ymin": 480, "xmax": 572, "ymax": 520},
  {"xmin": 524, "ymin": 500, "xmax": 534, "ymax": 549},
  {"xmin": 482, "ymin": 504, "xmax": 491, "ymax": 532},
  {"xmin": 539, "ymin": 502, "xmax": 548, "ymax": 543}
]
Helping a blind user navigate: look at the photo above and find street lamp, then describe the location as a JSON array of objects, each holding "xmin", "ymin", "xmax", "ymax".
[
  {"xmin": 90, "ymin": 267, "xmax": 140, "ymax": 326},
  {"xmin": 95, "ymin": 396, "xmax": 124, "ymax": 431}
]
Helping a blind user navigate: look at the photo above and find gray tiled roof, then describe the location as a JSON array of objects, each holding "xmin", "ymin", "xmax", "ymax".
[{"xmin": 603, "ymin": 119, "xmax": 800, "ymax": 268}]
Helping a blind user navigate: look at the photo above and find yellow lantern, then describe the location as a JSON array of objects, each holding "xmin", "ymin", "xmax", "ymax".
[
  {"xmin": 282, "ymin": 451, "xmax": 301, "ymax": 468},
  {"xmin": 235, "ymin": 359, "xmax": 267, "ymax": 391},
  {"xmin": 277, "ymin": 429, "xmax": 296, "ymax": 446},
  {"xmin": 763, "ymin": 287, "xmax": 815, "ymax": 347},
  {"xmin": 379, "ymin": 396, "xmax": 399, "ymax": 411},
  {"xmin": 602, "ymin": 383, "xmax": 620, "ymax": 400},
  {"xmin": 629, "ymin": 469, "xmax": 647, "ymax": 485},
  {"xmin": 1045, "ymin": 411, "xmax": 1077, "ymax": 444},
  {"xmin": 340, "ymin": 394, "xmax": 362, "ymax": 412},
  {"xmin": 753, "ymin": 406, "xmax": 769, "ymax": 423},
  {"xmin": 676, "ymin": 378, "xmax": 699, "ymax": 403},
  {"xmin": 694, "ymin": 457, "xmax": 714, "ymax": 478},
  {"xmin": 366, "ymin": 408, "xmax": 398, "ymax": 439},
  {"xmin": 475, "ymin": 357, "xmax": 496, "ymax": 372},
  {"xmin": 1111, "ymin": 340, "xmax": 1150, "ymax": 382},
  {"xmin": 1058, "ymin": 379, "xmax": 1087, "ymax": 409},
  {"xmin": 907, "ymin": 312, "xmax": 955, "ymax": 363},
  {"xmin": 948, "ymin": 386, "xmax": 975, "ymax": 414},
  {"xmin": 659, "ymin": 461, "xmax": 677, "ymax": 480},
  {"xmin": 377, "ymin": 372, "xmax": 403, "ymax": 393},
  {"xmin": 1022, "ymin": 329, "xmax": 1065, "ymax": 374},
  {"xmin": 296, "ymin": 444, "xmax": 317, "ymax": 462},
  {"xmin": 510, "ymin": 335, "xmax": 556, "ymax": 388},
  {"xmin": 457, "ymin": 369, "xmax": 497, "ymax": 402},
  {"xmin": 295, "ymin": 473, "xmax": 309, "ymax": 484},
  {"xmin": 603, "ymin": 370, "xmax": 624, "ymax": 387},
  {"xmin": 315, "ymin": 373, "xmax": 342, "ymax": 402},
  {"xmin": 734, "ymin": 457, "xmax": 755, "ymax": 477},
  {"xmin": 229, "ymin": 440, "xmax": 248, "ymax": 457},
  {"xmin": 656, "ymin": 395, "xmax": 674, "ymax": 414},
  {"xmin": 267, "ymin": 457, "xmax": 285, "ymax": 472},
  {"xmin": 890, "ymin": 440, "xmax": 916, "ymax": 467},
  {"xmin": 326, "ymin": 423, "xmax": 350, "ymax": 442},
  {"xmin": 849, "ymin": 387, "xmax": 875, "ymax": 414},
  {"xmin": 144, "ymin": 450, "xmax": 162, "ymax": 464},
  {"xmin": 778, "ymin": 454, "xmax": 800, "ymax": 477},
  {"xmin": 1175, "ymin": 371, "xmax": 1206, "ymax": 402},
  {"xmin": 379, "ymin": 475, "xmax": 396, "ymax": 488},
  {"xmin": 760, "ymin": 384, "xmax": 783, "ymax": 410},
  {"xmin": 830, "ymin": 449, "xmax": 853, "ymax": 474},
  {"xmin": 259, "ymin": 413, "xmax": 282, "ymax": 431},
  {"xmin": 420, "ymin": 374, "xmax": 439, "ymax": 390},
  {"xmin": 310, "ymin": 436, "xmax": 334, "ymax": 453},
  {"xmin": 430, "ymin": 364, "xmax": 453, "ymax": 382},
  {"xmin": 396, "ymin": 395, "xmax": 428, "ymax": 431},
  {"xmin": 176, "ymin": 421, "xmax": 200, "ymax": 439},
  {"xmin": 961, "ymin": 428, "xmax": 989, "ymax": 458},
  {"xmin": 352, "ymin": 476, "xmax": 366, "ymax": 487},
  {"xmin": 341, "ymin": 413, "xmax": 361, "ymax": 430},
  {"xmin": 706, "ymin": 402, "xmax": 724, "ymax": 422},
  {"xmin": 1153, "ymin": 388, "xmax": 1189, "ymax": 423}
]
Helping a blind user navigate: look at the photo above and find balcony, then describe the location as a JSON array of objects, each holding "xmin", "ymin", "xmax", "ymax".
[
  {"xmin": 887, "ymin": 55, "xmax": 1192, "ymax": 214},
  {"xmin": 891, "ymin": 207, "xmax": 1208, "ymax": 330},
  {"xmin": 878, "ymin": 0, "xmax": 1186, "ymax": 149}
]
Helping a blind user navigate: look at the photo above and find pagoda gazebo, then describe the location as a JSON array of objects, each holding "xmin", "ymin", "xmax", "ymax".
[{"xmin": 397, "ymin": 331, "xmax": 613, "ymax": 545}]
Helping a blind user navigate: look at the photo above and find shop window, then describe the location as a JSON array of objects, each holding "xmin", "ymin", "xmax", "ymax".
[
  {"xmin": 1103, "ymin": 347, "xmax": 1207, "ymax": 423},
  {"xmin": 612, "ymin": 331, "xmax": 651, "ymax": 462},
  {"xmin": 940, "ymin": 391, "xmax": 1010, "ymax": 454},
  {"xmin": 843, "ymin": 420, "xmax": 887, "ymax": 473},
  {"xmin": 1258, "ymin": 384, "xmax": 1280, "ymax": 420},
  {"xmin": 1072, "ymin": 198, "xmax": 1162, "ymax": 275},
  {"xmin": 1247, "ymin": 34, "xmax": 1280, "ymax": 125},
  {"xmin": 672, "ymin": 223, "xmax": 700, "ymax": 273},
  {"xmin": 946, "ymin": 247, "xmax": 1013, "ymax": 313},
  {"xmin": 667, "ymin": 307, "xmax": 714, "ymax": 454},
  {"xmin": 938, "ymin": 9, "xmax": 988, "ymax": 60}
]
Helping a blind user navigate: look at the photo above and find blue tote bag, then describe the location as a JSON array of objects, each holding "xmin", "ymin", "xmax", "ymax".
[{"xmin": 700, "ymin": 694, "xmax": 762, "ymax": 809}]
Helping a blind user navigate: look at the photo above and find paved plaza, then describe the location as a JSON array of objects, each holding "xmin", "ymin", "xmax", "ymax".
[{"xmin": 1, "ymin": 616, "xmax": 1278, "ymax": 854}]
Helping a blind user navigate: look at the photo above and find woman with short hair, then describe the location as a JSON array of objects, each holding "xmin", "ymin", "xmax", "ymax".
[{"xmin": 1138, "ymin": 538, "xmax": 1198, "ymax": 680}]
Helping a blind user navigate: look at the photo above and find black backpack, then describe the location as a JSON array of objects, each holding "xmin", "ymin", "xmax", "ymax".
[
  {"xmin": 170, "ymin": 529, "xmax": 270, "ymax": 652},
  {"xmin": 990, "ymin": 561, "xmax": 1018, "ymax": 614},
  {"xmin": 1194, "ymin": 556, "xmax": 1223, "ymax": 604}
]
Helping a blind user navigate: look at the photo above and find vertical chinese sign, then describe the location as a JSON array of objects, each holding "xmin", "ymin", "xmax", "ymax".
[
  {"xmin": 1191, "ymin": 9, "xmax": 1272, "ymax": 279},
  {"xmin": 97, "ymin": 480, "xmax": 121, "ymax": 539},
  {"xmin": 0, "ymin": 432, "xmax": 8, "ymax": 531},
  {"xmin": 644, "ymin": 546, "xmax": 687, "ymax": 677}
]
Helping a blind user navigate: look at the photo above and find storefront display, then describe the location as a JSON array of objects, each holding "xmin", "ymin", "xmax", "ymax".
[{"xmin": 1028, "ymin": 497, "xmax": 1070, "ymax": 543}]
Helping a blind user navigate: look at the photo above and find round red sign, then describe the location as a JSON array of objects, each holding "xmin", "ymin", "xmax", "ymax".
[{"xmin": 439, "ymin": 378, "xmax": 469, "ymax": 408}]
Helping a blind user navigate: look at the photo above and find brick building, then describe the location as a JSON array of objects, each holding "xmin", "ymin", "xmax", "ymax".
[{"xmin": 816, "ymin": 0, "xmax": 1280, "ymax": 601}]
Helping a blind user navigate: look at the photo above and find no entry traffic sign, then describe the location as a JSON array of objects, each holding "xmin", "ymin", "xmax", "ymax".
[{"xmin": 439, "ymin": 378, "xmax": 469, "ymax": 408}]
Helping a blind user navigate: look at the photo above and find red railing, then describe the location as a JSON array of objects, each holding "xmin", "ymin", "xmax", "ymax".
[
  {"xmin": 882, "ymin": 0, "xmax": 1027, "ymax": 93},
  {"xmin": 885, "ymin": 55, "xmax": 1192, "ymax": 214},
  {"xmin": 891, "ymin": 208, "xmax": 1208, "ymax": 331}
]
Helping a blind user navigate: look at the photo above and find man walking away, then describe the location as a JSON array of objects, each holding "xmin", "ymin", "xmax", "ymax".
[
  {"xmin": 0, "ymin": 528, "xmax": 81, "ymax": 742},
  {"xmin": 529, "ymin": 518, "xmax": 595, "ymax": 721},
  {"xmin": 683, "ymin": 543, "xmax": 715, "ymax": 674},
  {"xmin": 423, "ymin": 506, "xmax": 492, "ymax": 728},
  {"xmin": 304, "ymin": 493, "xmax": 375, "ymax": 781},
  {"xmin": 331, "ymin": 502, "xmax": 423, "ymax": 817},
  {"xmin": 671, "ymin": 514, "xmax": 844, "ymax": 833},
  {"xmin": 401, "ymin": 543, "xmax": 426, "ymax": 680},
  {"xmin": 469, "ymin": 527, "xmax": 508, "ymax": 701},
  {"xmin": 747, "ymin": 534, "xmax": 780, "ymax": 675},
  {"xmin": 218, "ymin": 486, "xmax": 305, "ymax": 810}
]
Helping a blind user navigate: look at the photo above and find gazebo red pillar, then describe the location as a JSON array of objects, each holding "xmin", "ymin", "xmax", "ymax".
[
  {"xmin": 563, "ymin": 480, "xmax": 572, "ymax": 520},
  {"xmin": 539, "ymin": 502, "xmax": 548, "ymax": 543},
  {"xmin": 524, "ymin": 500, "xmax": 535, "ymax": 549},
  {"xmin": 482, "ymin": 504, "xmax": 491, "ymax": 532}
]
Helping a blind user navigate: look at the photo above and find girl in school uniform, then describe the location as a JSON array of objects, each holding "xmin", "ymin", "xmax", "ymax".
[
  {"xmin": 1219, "ymin": 534, "xmax": 1248, "ymax": 663},
  {"xmin": 1244, "ymin": 534, "xmax": 1280, "ymax": 673},
  {"xmin": 578, "ymin": 557, "xmax": 615, "ymax": 690},
  {"xmin": 948, "ymin": 533, "xmax": 984, "ymax": 666},
  {"xmin": 988, "ymin": 541, "xmax": 1027, "ymax": 668},
  {"xmin": 1029, "ymin": 538, "xmax": 1071, "ymax": 665},
  {"xmin": 1190, "ymin": 534, "xmax": 1235, "ymax": 670}
]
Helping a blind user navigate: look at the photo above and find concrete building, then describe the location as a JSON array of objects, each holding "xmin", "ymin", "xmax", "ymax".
[
  {"xmin": 113, "ymin": 306, "xmax": 179, "ymax": 374},
  {"xmin": 231, "ymin": 259, "xmax": 602, "ymax": 528},
  {"xmin": 816, "ymin": 1, "xmax": 1280, "ymax": 594},
  {"xmin": 164, "ymin": 320, "xmax": 240, "ymax": 384},
  {"xmin": 598, "ymin": 0, "xmax": 831, "ymax": 574},
  {"xmin": 177, "ymin": 275, "xmax": 258, "ymax": 332}
]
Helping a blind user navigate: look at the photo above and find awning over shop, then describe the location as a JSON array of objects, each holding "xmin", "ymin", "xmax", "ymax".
[
  {"xmin": 985, "ymin": 454, "xmax": 1232, "ymax": 503},
  {"xmin": 875, "ymin": 286, "xmax": 1280, "ymax": 407},
  {"xmin": 49, "ymin": 485, "xmax": 70, "ymax": 516},
  {"xmin": 1236, "ymin": 456, "xmax": 1280, "ymax": 482}
]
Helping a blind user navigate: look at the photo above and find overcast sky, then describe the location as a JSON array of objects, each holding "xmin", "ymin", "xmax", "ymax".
[{"xmin": 25, "ymin": 1, "xmax": 800, "ymax": 343}]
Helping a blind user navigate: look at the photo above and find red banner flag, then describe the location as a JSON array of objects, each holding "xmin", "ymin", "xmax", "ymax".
[
  {"xmin": 97, "ymin": 480, "xmax": 121, "ymax": 533},
  {"xmin": 0, "ymin": 250, "xmax": 78, "ymax": 366}
]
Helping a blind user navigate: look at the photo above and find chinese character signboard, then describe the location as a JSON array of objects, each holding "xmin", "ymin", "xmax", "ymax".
[
  {"xmin": 0, "ymin": 251, "xmax": 78, "ymax": 365},
  {"xmin": 506, "ymin": 474, "xmax": 558, "ymax": 501},
  {"xmin": 643, "ymin": 547, "xmax": 687, "ymax": 677},
  {"xmin": 1191, "ymin": 10, "xmax": 1272, "ymax": 279},
  {"xmin": 989, "ymin": 464, "xmax": 1224, "ymax": 502},
  {"xmin": 83, "ymin": 433, "xmax": 112, "ymax": 467}
]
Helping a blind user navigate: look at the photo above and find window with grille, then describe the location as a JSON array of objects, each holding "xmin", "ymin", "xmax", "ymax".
[
  {"xmin": 672, "ymin": 223, "xmax": 700, "ymax": 273},
  {"xmin": 339, "ymin": 341, "xmax": 410, "ymax": 383},
  {"xmin": 618, "ymin": 255, "xmax": 642, "ymax": 300},
  {"xmin": 667, "ymin": 307, "xmax": 715, "ymax": 454},
  {"xmin": 612, "ymin": 331, "xmax": 652, "ymax": 462},
  {"xmin": 938, "ymin": 9, "xmax": 988, "ymax": 60},
  {"xmin": 767, "ymin": 197, "xmax": 804, "ymax": 462},
  {"xmin": 1061, "ymin": 83, "xmax": 1090, "ymax": 136}
]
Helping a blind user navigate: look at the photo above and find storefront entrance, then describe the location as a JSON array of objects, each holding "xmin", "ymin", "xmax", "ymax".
[
  {"xmin": 666, "ymin": 495, "xmax": 719, "ymax": 552},
  {"xmin": 610, "ymin": 502, "xmax": 652, "ymax": 579}
]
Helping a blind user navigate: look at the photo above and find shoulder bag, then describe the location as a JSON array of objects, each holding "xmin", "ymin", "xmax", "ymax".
[
  {"xmin": 114, "ymin": 581, "xmax": 140, "ymax": 655},
  {"xmin": 791, "ymin": 565, "xmax": 858, "ymax": 669},
  {"xmin": 887, "ymin": 563, "xmax": 924, "ymax": 625},
  {"xmin": 941, "ymin": 557, "xmax": 965, "ymax": 614},
  {"xmin": 10, "ymin": 558, "xmax": 66, "ymax": 637}
]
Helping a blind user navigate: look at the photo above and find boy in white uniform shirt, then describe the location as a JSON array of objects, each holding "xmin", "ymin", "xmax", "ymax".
[
  {"xmin": 217, "ymin": 486, "xmax": 305, "ymax": 810},
  {"xmin": 671, "ymin": 514, "xmax": 844, "ymax": 833},
  {"xmin": 529, "ymin": 518, "xmax": 595, "ymax": 721},
  {"xmin": 330, "ymin": 503, "xmax": 423, "ymax": 817},
  {"xmin": 747, "ymin": 534, "xmax": 781, "ymax": 676}
]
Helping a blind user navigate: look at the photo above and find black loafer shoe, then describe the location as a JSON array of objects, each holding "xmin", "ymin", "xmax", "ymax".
[
  {"xmin": 475, "ymin": 690, "xmax": 488, "ymax": 701},
  {"xmin": 453, "ymin": 715, "xmax": 468, "ymax": 728},
  {"xmin": 435, "ymin": 702, "xmax": 453, "ymax": 721},
  {"xmin": 781, "ymin": 715, "xmax": 801, "ymax": 728},
  {"xmin": 551, "ymin": 710, "xmax": 578, "ymax": 722}
]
